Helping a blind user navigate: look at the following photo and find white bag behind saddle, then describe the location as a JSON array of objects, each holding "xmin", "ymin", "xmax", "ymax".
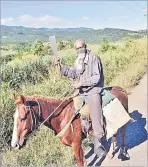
[{"xmin": 103, "ymin": 98, "xmax": 131, "ymax": 139}]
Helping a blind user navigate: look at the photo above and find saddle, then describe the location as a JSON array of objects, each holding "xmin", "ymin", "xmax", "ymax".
[{"xmin": 73, "ymin": 88, "xmax": 115, "ymax": 118}]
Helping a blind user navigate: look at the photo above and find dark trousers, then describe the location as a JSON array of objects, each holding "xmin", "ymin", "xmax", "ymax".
[{"xmin": 87, "ymin": 94, "xmax": 104, "ymax": 138}]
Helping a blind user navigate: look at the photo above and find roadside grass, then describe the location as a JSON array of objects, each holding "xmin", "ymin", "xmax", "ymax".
[
  {"xmin": 2, "ymin": 127, "xmax": 75, "ymax": 166},
  {"xmin": 109, "ymin": 37, "xmax": 147, "ymax": 90}
]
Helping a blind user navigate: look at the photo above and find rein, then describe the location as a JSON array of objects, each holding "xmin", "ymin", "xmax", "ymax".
[{"xmin": 37, "ymin": 87, "xmax": 75, "ymax": 129}]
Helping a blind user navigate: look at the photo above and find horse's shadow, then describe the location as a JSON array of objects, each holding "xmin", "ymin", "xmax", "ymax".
[{"xmin": 84, "ymin": 110, "xmax": 147, "ymax": 166}]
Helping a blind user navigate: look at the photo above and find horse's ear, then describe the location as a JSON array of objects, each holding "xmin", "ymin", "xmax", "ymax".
[
  {"xmin": 12, "ymin": 93, "xmax": 18, "ymax": 101},
  {"xmin": 13, "ymin": 93, "xmax": 17, "ymax": 101},
  {"xmin": 19, "ymin": 95, "xmax": 26, "ymax": 104},
  {"xmin": 13, "ymin": 95, "xmax": 26, "ymax": 104}
]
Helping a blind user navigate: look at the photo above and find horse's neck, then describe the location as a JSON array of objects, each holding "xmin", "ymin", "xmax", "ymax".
[
  {"xmin": 28, "ymin": 96, "xmax": 65, "ymax": 133},
  {"xmin": 36, "ymin": 96, "xmax": 62, "ymax": 113},
  {"xmin": 42, "ymin": 98, "xmax": 63, "ymax": 133},
  {"xmin": 27, "ymin": 96, "xmax": 73, "ymax": 134}
]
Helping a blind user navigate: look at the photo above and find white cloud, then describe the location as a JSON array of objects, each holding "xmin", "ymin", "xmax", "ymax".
[
  {"xmin": 18, "ymin": 15, "xmax": 65, "ymax": 27},
  {"xmin": 143, "ymin": 8, "xmax": 148, "ymax": 15},
  {"xmin": 1, "ymin": 14, "xmax": 146, "ymax": 30},
  {"xmin": 134, "ymin": 22, "xmax": 147, "ymax": 30},
  {"xmin": 81, "ymin": 16, "xmax": 90, "ymax": 21},
  {"xmin": 143, "ymin": 8, "xmax": 147, "ymax": 12},
  {"xmin": 120, "ymin": 15, "xmax": 128, "ymax": 19},
  {"xmin": 1, "ymin": 17, "xmax": 14, "ymax": 25},
  {"xmin": 107, "ymin": 17, "xmax": 113, "ymax": 20}
]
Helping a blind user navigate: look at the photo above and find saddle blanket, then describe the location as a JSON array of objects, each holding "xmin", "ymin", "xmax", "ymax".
[{"xmin": 56, "ymin": 89, "xmax": 132, "ymax": 138}]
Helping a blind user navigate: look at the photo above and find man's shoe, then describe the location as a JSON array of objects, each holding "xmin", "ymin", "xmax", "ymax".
[
  {"xmin": 94, "ymin": 144, "xmax": 107, "ymax": 158},
  {"xmin": 93, "ymin": 135, "xmax": 107, "ymax": 158}
]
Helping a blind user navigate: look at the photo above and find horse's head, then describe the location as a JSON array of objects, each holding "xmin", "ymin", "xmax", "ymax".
[{"xmin": 11, "ymin": 95, "xmax": 32, "ymax": 149}]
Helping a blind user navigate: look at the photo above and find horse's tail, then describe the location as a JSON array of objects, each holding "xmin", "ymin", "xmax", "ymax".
[{"xmin": 111, "ymin": 86, "xmax": 129, "ymax": 113}]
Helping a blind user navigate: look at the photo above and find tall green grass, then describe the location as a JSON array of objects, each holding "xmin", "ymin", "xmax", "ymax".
[
  {"xmin": 2, "ymin": 127, "xmax": 75, "ymax": 166},
  {"xmin": 1, "ymin": 55, "xmax": 52, "ymax": 89},
  {"xmin": 0, "ymin": 37, "xmax": 147, "ymax": 166}
]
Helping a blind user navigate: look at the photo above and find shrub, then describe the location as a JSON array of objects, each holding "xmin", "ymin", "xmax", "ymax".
[
  {"xmin": 31, "ymin": 40, "xmax": 44, "ymax": 56},
  {"xmin": 100, "ymin": 38, "xmax": 110, "ymax": 53},
  {"xmin": 1, "ymin": 55, "xmax": 52, "ymax": 89},
  {"xmin": 0, "ymin": 89, "xmax": 14, "ymax": 152},
  {"xmin": 58, "ymin": 40, "xmax": 73, "ymax": 51},
  {"xmin": 0, "ymin": 54, "xmax": 15, "ymax": 64},
  {"xmin": 125, "ymin": 39, "xmax": 135, "ymax": 48},
  {"xmin": 58, "ymin": 41, "xmax": 65, "ymax": 50}
]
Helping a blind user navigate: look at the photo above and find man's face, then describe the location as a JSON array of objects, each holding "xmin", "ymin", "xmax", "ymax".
[{"xmin": 74, "ymin": 40, "xmax": 85, "ymax": 50}]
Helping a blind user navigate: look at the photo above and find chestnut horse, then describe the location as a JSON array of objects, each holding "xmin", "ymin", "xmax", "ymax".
[{"xmin": 11, "ymin": 86, "xmax": 130, "ymax": 166}]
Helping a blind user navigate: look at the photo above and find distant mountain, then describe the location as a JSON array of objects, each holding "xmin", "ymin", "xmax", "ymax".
[
  {"xmin": 1, "ymin": 25, "xmax": 93, "ymax": 32},
  {"xmin": 138, "ymin": 29, "xmax": 148, "ymax": 33},
  {"xmin": 39, "ymin": 27, "xmax": 93, "ymax": 32},
  {"xmin": 0, "ymin": 25, "xmax": 147, "ymax": 43}
]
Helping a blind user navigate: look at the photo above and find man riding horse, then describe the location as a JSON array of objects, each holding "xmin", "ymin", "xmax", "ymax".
[
  {"xmin": 11, "ymin": 39, "xmax": 132, "ymax": 165},
  {"xmin": 59, "ymin": 39, "xmax": 106, "ymax": 158}
]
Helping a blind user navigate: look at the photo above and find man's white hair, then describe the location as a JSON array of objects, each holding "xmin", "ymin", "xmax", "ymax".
[{"xmin": 74, "ymin": 39, "xmax": 86, "ymax": 49}]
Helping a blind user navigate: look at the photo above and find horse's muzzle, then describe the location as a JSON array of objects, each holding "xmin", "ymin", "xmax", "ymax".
[
  {"xmin": 11, "ymin": 138, "xmax": 25, "ymax": 149},
  {"xmin": 11, "ymin": 142, "xmax": 20, "ymax": 149}
]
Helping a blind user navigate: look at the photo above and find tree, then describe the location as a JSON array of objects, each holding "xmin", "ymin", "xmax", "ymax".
[
  {"xmin": 58, "ymin": 41, "xmax": 65, "ymax": 50},
  {"xmin": 42, "ymin": 45, "xmax": 51, "ymax": 56},
  {"xmin": 100, "ymin": 38, "xmax": 110, "ymax": 53},
  {"xmin": 67, "ymin": 40, "xmax": 73, "ymax": 49},
  {"xmin": 32, "ymin": 40, "xmax": 44, "ymax": 56}
]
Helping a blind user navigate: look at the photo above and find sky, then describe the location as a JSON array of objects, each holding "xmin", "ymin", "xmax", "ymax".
[{"xmin": 1, "ymin": 1, "xmax": 147, "ymax": 30}]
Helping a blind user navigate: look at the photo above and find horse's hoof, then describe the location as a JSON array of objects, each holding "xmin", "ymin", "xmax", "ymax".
[{"xmin": 118, "ymin": 148, "xmax": 130, "ymax": 161}]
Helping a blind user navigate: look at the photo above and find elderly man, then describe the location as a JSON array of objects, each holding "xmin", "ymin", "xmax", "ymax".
[{"xmin": 60, "ymin": 39, "xmax": 106, "ymax": 157}]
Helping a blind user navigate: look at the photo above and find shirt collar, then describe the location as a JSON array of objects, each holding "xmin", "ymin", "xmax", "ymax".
[
  {"xmin": 76, "ymin": 47, "xmax": 89, "ymax": 64},
  {"xmin": 84, "ymin": 50, "xmax": 90, "ymax": 64},
  {"xmin": 76, "ymin": 47, "xmax": 86, "ymax": 55}
]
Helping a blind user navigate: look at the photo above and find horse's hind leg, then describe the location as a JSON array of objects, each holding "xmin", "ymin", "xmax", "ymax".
[
  {"xmin": 118, "ymin": 125, "xmax": 130, "ymax": 161},
  {"xmin": 112, "ymin": 134, "xmax": 118, "ymax": 152}
]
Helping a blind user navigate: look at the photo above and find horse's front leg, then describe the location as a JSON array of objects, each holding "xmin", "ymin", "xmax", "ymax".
[
  {"xmin": 72, "ymin": 143, "xmax": 85, "ymax": 166},
  {"xmin": 108, "ymin": 134, "xmax": 117, "ymax": 159},
  {"xmin": 60, "ymin": 135, "xmax": 85, "ymax": 166}
]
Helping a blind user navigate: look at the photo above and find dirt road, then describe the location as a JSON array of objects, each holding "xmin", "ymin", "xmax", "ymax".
[{"xmin": 85, "ymin": 74, "xmax": 147, "ymax": 166}]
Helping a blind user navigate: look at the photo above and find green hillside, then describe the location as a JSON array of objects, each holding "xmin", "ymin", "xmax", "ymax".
[{"xmin": 1, "ymin": 25, "xmax": 147, "ymax": 43}]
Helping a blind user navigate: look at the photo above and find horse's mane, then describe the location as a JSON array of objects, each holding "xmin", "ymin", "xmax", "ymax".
[
  {"xmin": 26, "ymin": 95, "xmax": 72, "ymax": 104},
  {"xmin": 25, "ymin": 95, "xmax": 74, "ymax": 116}
]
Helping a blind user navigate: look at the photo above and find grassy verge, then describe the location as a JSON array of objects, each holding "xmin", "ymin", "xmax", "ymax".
[{"xmin": 2, "ymin": 127, "xmax": 75, "ymax": 166}]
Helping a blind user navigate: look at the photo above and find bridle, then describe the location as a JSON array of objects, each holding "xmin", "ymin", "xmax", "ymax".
[
  {"xmin": 23, "ymin": 97, "xmax": 71, "ymax": 139},
  {"xmin": 24, "ymin": 97, "xmax": 72, "ymax": 139},
  {"xmin": 26, "ymin": 100, "xmax": 42, "ymax": 132},
  {"xmin": 22, "ymin": 100, "xmax": 42, "ymax": 139}
]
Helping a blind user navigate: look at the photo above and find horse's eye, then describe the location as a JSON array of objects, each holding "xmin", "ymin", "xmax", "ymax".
[{"xmin": 21, "ymin": 115, "xmax": 27, "ymax": 121}]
